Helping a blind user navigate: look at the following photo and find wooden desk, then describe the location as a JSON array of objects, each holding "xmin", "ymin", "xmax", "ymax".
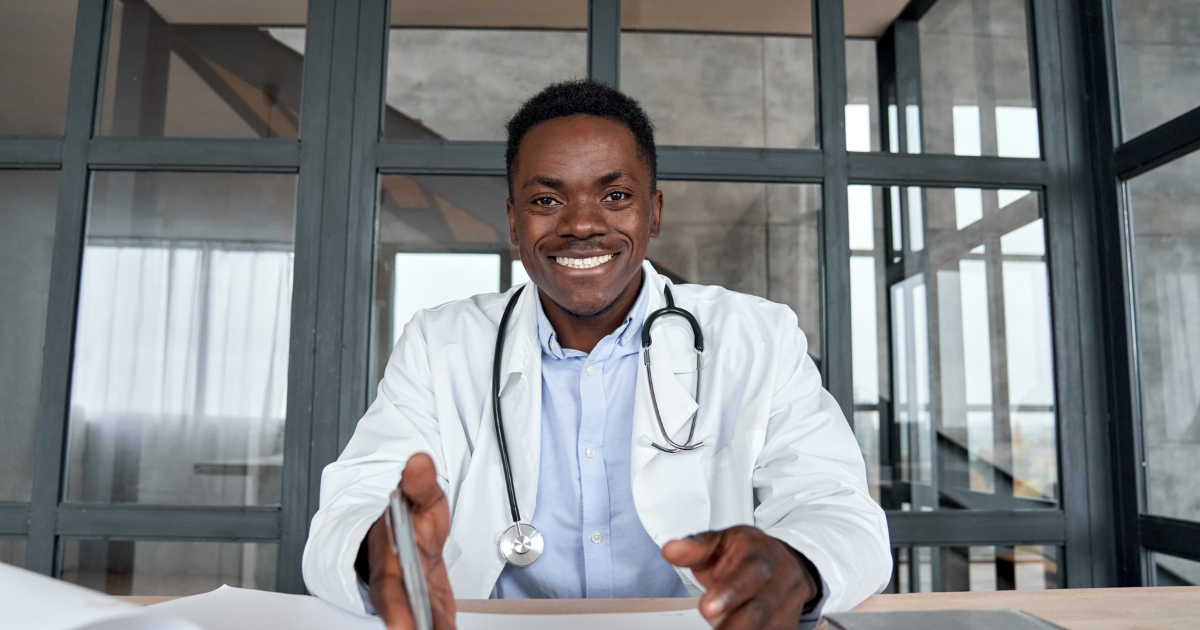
[{"xmin": 121, "ymin": 587, "xmax": 1200, "ymax": 629}]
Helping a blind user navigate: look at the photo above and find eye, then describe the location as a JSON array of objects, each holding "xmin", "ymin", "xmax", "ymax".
[
  {"xmin": 605, "ymin": 191, "xmax": 630, "ymax": 202},
  {"xmin": 533, "ymin": 196, "xmax": 559, "ymax": 206}
]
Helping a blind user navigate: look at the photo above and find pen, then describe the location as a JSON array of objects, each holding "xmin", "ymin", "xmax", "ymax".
[{"xmin": 385, "ymin": 488, "xmax": 433, "ymax": 630}]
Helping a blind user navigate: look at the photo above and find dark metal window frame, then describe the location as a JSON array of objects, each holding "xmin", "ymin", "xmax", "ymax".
[
  {"xmin": 0, "ymin": 0, "xmax": 1129, "ymax": 592},
  {"xmin": 1088, "ymin": 0, "xmax": 1200, "ymax": 585}
]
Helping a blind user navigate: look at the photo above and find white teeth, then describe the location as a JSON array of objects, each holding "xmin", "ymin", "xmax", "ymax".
[{"xmin": 554, "ymin": 254, "xmax": 615, "ymax": 269}]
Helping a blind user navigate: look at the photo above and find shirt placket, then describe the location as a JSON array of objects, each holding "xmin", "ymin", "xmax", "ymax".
[{"xmin": 577, "ymin": 350, "xmax": 613, "ymax": 598}]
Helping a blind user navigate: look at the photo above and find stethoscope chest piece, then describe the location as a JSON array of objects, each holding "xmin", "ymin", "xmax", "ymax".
[{"xmin": 498, "ymin": 522, "xmax": 543, "ymax": 567}]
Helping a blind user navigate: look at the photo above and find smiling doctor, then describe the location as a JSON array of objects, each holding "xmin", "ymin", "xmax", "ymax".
[{"xmin": 303, "ymin": 80, "xmax": 891, "ymax": 630}]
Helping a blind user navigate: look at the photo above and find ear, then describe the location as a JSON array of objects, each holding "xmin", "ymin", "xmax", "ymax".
[
  {"xmin": 649, "ymin": 189, "xmax": 664, "ymax": 239},
  {"xmin": 506, "ymin": 198, "xmax": 520, "ymax": 247}
]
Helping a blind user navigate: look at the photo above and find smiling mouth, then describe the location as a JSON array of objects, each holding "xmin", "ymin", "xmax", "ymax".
[{"xmin": 553, "ymin": 253, "xmax": 616, "ymax": 269}]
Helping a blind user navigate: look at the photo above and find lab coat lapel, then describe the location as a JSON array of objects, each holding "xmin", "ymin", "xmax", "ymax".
[
  {"xmin": 445, "ymin": 283, "xmax": 542, "ymax": 598},
  {"xmin": 631, "ymin": 265, "xmax": 700, "ymax": 479}
]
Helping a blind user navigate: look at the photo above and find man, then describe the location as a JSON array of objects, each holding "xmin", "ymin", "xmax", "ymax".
[{"xmin": 304, "ymin": 80, "xmax": 891, "ymax": 629}]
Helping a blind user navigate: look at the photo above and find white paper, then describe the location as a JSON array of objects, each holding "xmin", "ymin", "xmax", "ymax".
[
  {"xmin": 147, "ymin": 586, "xmax": 384, "ymax": 630},
  {"xmin": 148, "ymin": 585, "xmax": 710, "ymax": 630},
  {"xmin": 0, "ymin": 563, "xmax": 200, "ymax": 630},
  {"xmin": 457, "ymin": 609, "xmax": 710, "ymax": 630}
]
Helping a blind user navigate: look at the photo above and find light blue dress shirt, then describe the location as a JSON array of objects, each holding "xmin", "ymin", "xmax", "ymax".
[{"xmin": 491, "ymin": 278, "xmax": 689, "ymax": 599}]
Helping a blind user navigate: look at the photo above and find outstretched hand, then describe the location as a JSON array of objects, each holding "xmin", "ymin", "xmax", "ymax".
[
  {"xmin": 365, "ymin": 453, "xmax": 456, "ymax": 630},
  {"xmin": 661, "ymin": 526, "xmax": 817, "ymax": 630}
]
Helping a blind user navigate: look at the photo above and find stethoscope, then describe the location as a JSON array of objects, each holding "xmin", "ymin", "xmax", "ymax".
[{"xmin": 491, "ymin": 281, "xmax": 706, "ymax": 567}]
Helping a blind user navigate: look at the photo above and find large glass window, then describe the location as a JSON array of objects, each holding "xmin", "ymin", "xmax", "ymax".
[
  {"xmin": 916, "ymin": 0, "xmax": 1039, "ymax": 158},
  {"xmin": 650, "ymin": 181, "xmax": 822, "ymax": 358},
  {"xmin": 890, "ymin": 545, "xmax": 1059, "ymax": 593},
  {"xmin": 60, "ymin": 540, "xmax": 276, "ymax": 595},
  {"xmin": 852, "ymin": 185, "xmax": 1056, "ymax": 510},
  {"xmin": 0, "ymin": 539, "xmax": 26, "ymax": 569},
  {"xmin": 98, "ymin": 0, "xmax": 307, "ymax": 138},
  {"xmin": 0, "ymin": 0, "xmax": 77, "ymax": 135},
  {"xmin": 1112, "ymin": 0, "xmax": 1200, "ymax": 140},
  {"xmin": 0, "ymin": 170, "xmax": 60, "ymax": 503},
  {"xmin": 64, "ymin": 171, "xmax": 296, "ymax": 506},
  {"xmin": 1127, "ymin": 150, "xmax": 1200, "ymax": 523},
  {"xmin": 620, "ymin": 2, "xmax": 816, "ymax": 148},
  {"xmin": 1152, "ymin": 553, "xmax": 1200, "ymax": 587},
  {"xmin": 383, "ymin": 2, "xmax": 587, "ymax": 141}
]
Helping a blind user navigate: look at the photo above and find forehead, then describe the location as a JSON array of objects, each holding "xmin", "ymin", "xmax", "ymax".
[{"xmin": 514, "ymin": 115, "xmax": 646, "ymax": 178}]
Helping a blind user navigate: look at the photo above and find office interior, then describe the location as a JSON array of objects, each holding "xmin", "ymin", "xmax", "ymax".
[{"xmin": 0, "ymin": 0, "xmax": 1197, "ymax": 598}]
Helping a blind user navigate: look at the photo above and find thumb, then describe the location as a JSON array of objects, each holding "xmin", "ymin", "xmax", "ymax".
[
  {"xmin": 399, "ymin": 453, "xmax": 443, "ymax": 512},
  {"xmin": 661, "ymin": 531, "xmax": 722, "ymax": 570}
]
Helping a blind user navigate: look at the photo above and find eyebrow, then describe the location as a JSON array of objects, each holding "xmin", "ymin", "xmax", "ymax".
[
  {"xmin": 521, "ymin": 175, "xmax": 563, "ymax": 190},
  {"xmin": 595, "ymin": 171, "xmax": 627, "ymax": 186}
]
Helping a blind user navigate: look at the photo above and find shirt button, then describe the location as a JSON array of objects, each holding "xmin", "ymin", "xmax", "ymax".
[
  {"xmin": 591, "ymin": 531, "xmax": 602, "ymax": 544},
  {"xmin": 586, "ymin": 365, "xmax": 596, "ymax": 377},
  {"xmin": 585, "ymin": 447, "xmax": 595, "ymax": 459}
]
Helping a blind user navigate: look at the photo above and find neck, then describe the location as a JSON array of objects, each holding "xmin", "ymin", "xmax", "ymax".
[{"xmin": 540, "ymin": 272, "xmax": 643, "ymax": 354}]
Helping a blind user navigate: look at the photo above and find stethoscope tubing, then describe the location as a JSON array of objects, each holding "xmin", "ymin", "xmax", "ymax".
[
  {"xmin": 490, "ymin": 280, "xmax": 706, "ymax": 564},
  {"xmin": 492, "ymin": 285, "xmax": 527, "ymax": 525}
]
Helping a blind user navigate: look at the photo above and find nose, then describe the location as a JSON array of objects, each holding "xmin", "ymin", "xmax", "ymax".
[{"xmin": 557, "ymin": 197, "xmax": 609, "ymax": 241}]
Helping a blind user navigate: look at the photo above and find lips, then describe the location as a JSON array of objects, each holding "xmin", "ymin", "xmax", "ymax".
[{"xmin": 553, "ymin": 253, "xmax": 616, "ymax": 269}]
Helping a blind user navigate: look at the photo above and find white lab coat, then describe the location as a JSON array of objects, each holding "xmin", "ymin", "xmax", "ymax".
[{"xmin": 303, "ymin": 261, "xmax": 891, "ymax": 614}]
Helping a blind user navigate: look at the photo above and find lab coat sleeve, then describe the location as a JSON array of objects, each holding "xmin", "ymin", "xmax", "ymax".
[
  {"xmin": 751, "ymin": 308, "xmax": 892, "ymax": 613},
  {"xmin": 302, "ymin": 314, "xmax": 447, "ymax": 615}
]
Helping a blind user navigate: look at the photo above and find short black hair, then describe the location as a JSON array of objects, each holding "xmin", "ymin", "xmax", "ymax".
[{"xmin": 505, "ymin": 79, "xmax": 657, "ymax": 198}]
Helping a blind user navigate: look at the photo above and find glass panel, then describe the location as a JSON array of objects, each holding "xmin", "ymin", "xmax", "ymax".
[
  {"xmin": 384, "ymin": 2, "xmax": 587, "ymax": 141},
  {"xmin": 0, "ymin": 539, "xmax": 26, "ymax": 568},
  {"xmin": 888, "ymin": 545, "xmax": 1058, "ymax": 593},
  {"xmin": 621, "ymin": 1, "xmax": 815, "ymax": 148},
  {"xmin": 0, "ymin": 170, "xmax": 59, "ymax": 502},
  {"xmin": 99, "ymin": 0, "xmax": 307, "ymax": 138},
  {"xmin": 915, "ymin": 0, "xmax": 1040, "ymax": 157},
  {"xmin": 60, "ymin": 540, "xmax": 275, "ymax": 595},
  {"xmin": 1127, "ymin": 150, "xmax": 1200, "ymax": 522},
  {"xmin": 65, "ymin": 172, "xmax": 296, "ymax": 506},
  {"xmin": 649, "ymin": 182, "xmax": 822, "ymax": 358},
  {"xmin": 0, "ymin": 0, "xmax": 77, "ymax": 135},
  {"xmin": 374, "ymin": 175, "xmax": 512, "ymax": 386},
  {"xmin": 1153, "ymin": 553, "xmax": 1200, "ymax": 586},
  {"xmin": 1113, "ymin": 0, "xmax": 1200, "ymax": 140},
  {"xmin": 846, "ymin": 38, "xmax": 882, "ymax": 153},
  {"xmin": 859, "ymin": 186, "xmax": 1055, "ymax": 511}
]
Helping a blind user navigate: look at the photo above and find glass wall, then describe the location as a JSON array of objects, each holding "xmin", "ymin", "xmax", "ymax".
[
  {"xmin": 916, "ymin": 0, "xmax": 1039, "ymax": 158},
  {"xmin": 65, "ymin": 172, "xmax": 296, "ymax": 510},
  {"xmin": 60, "ymin": 540, "xmax": 276, "ymax": 595},
  {"xmin": 0, "ymin": 171, "xmax": 59, "ymax": 503},
  {"xmin": 892, "ymin": 545, "xmax": 1059, "ymax": 592},
  {"xmin": 1127, "ymin": 150, "xmax": 1200, "ymax": 525},
  {"xmin": 1112, "ymin": 0, "xmax": 1200, "ymax": 140},
  {"xmin": 621, "ymin": 1, "xmax": 816, "ymax": 148},
  {"xmin": 0, "ymin": 0, "xmax": 77, "ymax": 135},
  {"xmin": 384, "ymin": 2, "xmax": 587, "ymax": 141},
  {"xmin": 853, "ymin": 185, "xmax": 1057, "ymax": 513},
  {"xmin": 98, "ymin": 0, "xmax": 307, "ymax": 138}
]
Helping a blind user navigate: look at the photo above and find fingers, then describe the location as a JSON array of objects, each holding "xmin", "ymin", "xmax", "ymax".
[
  {"xmin": 400, "ymin": 453, "xmax": 443, "ymax": 512},
  {"xmin": 697, "ymin": 549, "xmax": 774, "ymax": 621},
  {"xmin": 366, "ymin": 517, "xmax": 415, "ymax": 630},
  {"xmin": 661, "ymin": 530, "xmax": 722, "ymax": 571}
]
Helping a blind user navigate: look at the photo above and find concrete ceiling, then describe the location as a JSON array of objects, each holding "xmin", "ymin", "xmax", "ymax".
[{"xmin": 145, "ymin": 0, "xmax": 911, "ymax": 37}]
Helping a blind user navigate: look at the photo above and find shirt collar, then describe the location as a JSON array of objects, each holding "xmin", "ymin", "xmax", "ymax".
[{"xmin": 536, "ymin": 272, "xmax": 651, "ymax": 360}]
